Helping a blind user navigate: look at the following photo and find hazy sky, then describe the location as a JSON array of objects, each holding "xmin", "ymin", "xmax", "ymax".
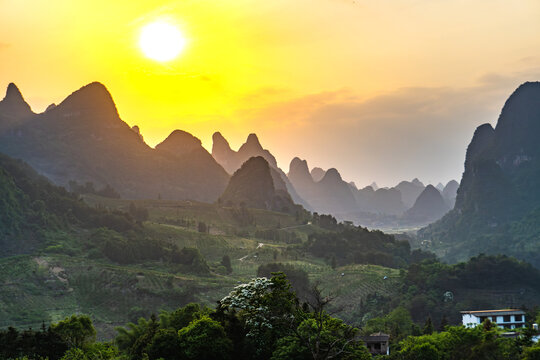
[{"xmin": 1, "ymin": 0, "xmax": 540, "ymax": 187}]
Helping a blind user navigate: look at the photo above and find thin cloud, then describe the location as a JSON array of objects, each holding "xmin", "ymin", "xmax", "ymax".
[{"xmin": 232, "ymin": 67, "xmax": 540, "ymax": 187}]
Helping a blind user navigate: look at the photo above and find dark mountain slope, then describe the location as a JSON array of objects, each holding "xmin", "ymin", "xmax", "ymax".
[
  {"xmin": 0, "ymin": 153, "xmax": 136, "ymax": 256},
  {"xmin": 219, "ymin": 156, "xmax": 296, "ymax": 212},
  {"xmin": 395, "ymin": 179, "xmax": 425, "ymax": 209},
  {"xmin": 442, "ymin": 180, "xmax": 459, "ymax": 208},
  {"xmin": 212, "ymin": 132, "xmax": 309, "ymax": 209},
  {"xmin": 0, "ymin": 82, "xmax": 229, "ymax": 202},
  {"xmin": 403, "ymin": 185, "xmax": 450, "ymax": 224},
  {"xmin": 419, "ymin": 82, "xmax": 540, "ymax": 267}
]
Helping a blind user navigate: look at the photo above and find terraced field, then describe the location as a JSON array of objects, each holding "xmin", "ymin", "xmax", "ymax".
[{"xmin": 0, "ymin": 196, "xmax": 405, "ymax": 339}]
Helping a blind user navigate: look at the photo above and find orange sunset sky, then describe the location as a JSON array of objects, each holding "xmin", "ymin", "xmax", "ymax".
[{"xmin": 1, "ymin": 0, "xmax": 540, "ymax": 187}]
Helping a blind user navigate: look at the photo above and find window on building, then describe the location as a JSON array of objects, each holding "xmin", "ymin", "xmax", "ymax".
[
  {"xmin": 515, "ymin": 315, "xmax": 524, "ymax": 322},
  {"xmin": 504, "ymin": 315, "xmax": 511, "ymax": 322}
]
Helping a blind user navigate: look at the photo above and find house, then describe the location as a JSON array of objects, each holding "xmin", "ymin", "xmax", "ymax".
[
  {"xmin": 461, "ymin": 309, "xmax": 526, "ymax": 329},
  {"xmin": 361, "ymin": 332, "xmax": 390, "ymax": 356}
]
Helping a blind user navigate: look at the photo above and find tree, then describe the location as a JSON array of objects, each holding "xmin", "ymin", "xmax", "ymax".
[
  {"xmin": 423, "ymin": 316, "xmax": 434, "ymax": 335},
  {"xmin": 403, "ymin": 342, "xmax": 440, "ymax": 360},
  {"xmin": 221, "ymin": 255, "xmax": 233, "ymax": 274},
  {"xmin": 218, "ymin": 274, "xmax": 297, "ymax": 358},
  {"xmin": 60, "ymin": 343, "xmax": 118, "ymax": 360},
  {"xmin": 198, "ymin": 221, "xmax": 207, "ymax": 233},
  {"xmin": 52, "ymin": 315, "xmax": 96, "ymax": 349},
  {"xmin": 523, "ymin": 344, "xmax": 540, "ymax": 360},
  {"xmin": 178, "ymin": 316, "xmax": 232, "ymax": 360},
  {"xmin": 145, "ymin": 328, "xmax": 181, "ymax": 360},
  {"xmin": 161, "ymin": 303, "xmax": 208, "ymax": 331},
  {"xmin": 273, "ymin": 286, "xmax": 370, "ymax": 360},
  {"xmin": 438, "ymin": 315, "xmax": 448, "ymax": 332}
]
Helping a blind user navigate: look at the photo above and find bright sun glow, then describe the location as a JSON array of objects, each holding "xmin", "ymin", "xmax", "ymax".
[{"xmin": 139, "ymin": 21, "xmax": 186, "ymax": 62}]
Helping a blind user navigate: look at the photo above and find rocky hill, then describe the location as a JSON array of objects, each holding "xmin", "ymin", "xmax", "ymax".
[
  {"xmin": 403, "ymin": 185, "xmax": 450, "ymax": 224},
  {"xmin": 419, "ymin": 82, "xmax": 540, "ymax": 267},
  {"xmin": 211, "ymin": 132, "xmax": 309, "ymax": 209},
  {"xmin": 219, "ymin": 156, "xmax": 297, "ymax": 212},
  {"xmin": 0, "ymin": 82, "xmax": 229, "ymax": 202}
]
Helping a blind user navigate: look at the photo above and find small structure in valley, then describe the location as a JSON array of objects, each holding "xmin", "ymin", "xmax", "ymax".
[
  {"xmin": 361, "ymin": 332, "xmax": 390, "ymax": 356},
  {"xmin": 461, "ymin": 309, "xmax": 526, "ymax": 329}
]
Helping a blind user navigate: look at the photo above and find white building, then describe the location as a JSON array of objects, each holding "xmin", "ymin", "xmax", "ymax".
[{"xmin": 461, "ymin": 309, "xmax": 526, "ymax": 329}]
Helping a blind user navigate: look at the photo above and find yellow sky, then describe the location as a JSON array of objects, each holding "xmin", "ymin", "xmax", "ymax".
[{"xmin": 1, "ymin": 0, "xmax": 540, "ymax": 186}]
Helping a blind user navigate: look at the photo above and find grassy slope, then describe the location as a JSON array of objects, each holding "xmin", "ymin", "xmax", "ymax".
[
  {"xmin": 0, "ymin": 196, "xmax": 402, "ymax": 339},
  {"xmin": 5, "ymin": 196, "xmax": 537, "ymax": 339}
]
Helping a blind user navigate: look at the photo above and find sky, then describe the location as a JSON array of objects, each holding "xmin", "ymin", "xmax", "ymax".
[{"xmin": 1, "ymin": 0, "xmax": 540, "ymax": 187}]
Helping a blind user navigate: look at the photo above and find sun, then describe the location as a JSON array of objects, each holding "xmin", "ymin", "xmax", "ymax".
[{"xmin": 139, "ymin": 21, "xmax": 187, "ymax": 62}]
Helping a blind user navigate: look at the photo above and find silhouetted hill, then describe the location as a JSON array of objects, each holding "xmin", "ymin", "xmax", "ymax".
[
  {"xmin": 211, "ymin": 132, "xmax": 309, "ymax": 209},
  {"xmin": 310, "ymin": 167, "xmax": 326, "ymax": 182},
  {"xmin": 394, "ymin": 179, "xmax": 425, "ymax": 209},
  {"xmin": 0, "ymin": 152, "xmax": 136, "ymax": 256},
  {"xmin": 219, "ymin": 156, "xmax": 296, "ymax": 212},
  {"xmin": 369, "ymin": 188, "xmax": 406, "ymax": 215},
  {"xmin": 155, "ymin": 130, "xmax": 205, "ymax": 156},
  {"xmin": 403, "ymin": 185, "xmax": 450, "ymax": 224},
  {"xmin": 288, "ymin": 158, "xmax": 357, "ymax": 215},
  {"xmin": 442, "ymin": 180, "xmax": 459, "ymax": 208},
  {"xmin": 0, "ymin": 83, "xmax": 34, "ymax": 133},
  {"xmin": 419, "ymin": 82, "xmax": 540, "ymax": 267},
  {"xmin": 315, "ymin": 168, "xmax": 358, "ymax": 214},
  {"xmin": 0, "ymin": 82, "xmax": 229, "ymax": 202}
]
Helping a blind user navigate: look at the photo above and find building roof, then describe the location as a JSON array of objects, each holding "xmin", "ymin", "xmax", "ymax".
[
  {"xmin": 460, "ymin": 309, "xmax": 525, "ymax": 316},
  {"xmin": 361, "ymin": 332, "xmax": 390, "ymax": 342}
]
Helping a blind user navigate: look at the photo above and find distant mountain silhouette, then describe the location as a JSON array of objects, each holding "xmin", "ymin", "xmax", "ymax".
[
  {"xmin": 288, "ymin": 158, "xmax": 357, "ymax": 215},
  {"xmin": 420, "ymin": 82, "xmax": 540, "ymax": 267},
  {"xmin": 403, "ymin": 185, "xmax": 450, "ymax": 224},
  {"xmin": 0, "ymin": 83, "xmax": 34, "ymax": 132},
  {"xmin": 442, "ymin": 180, "xmax": 459, "ymax": 208},
  {"xmin": 394, "ymin": 178, "xmax": 425, "ymax": 209},
  {"xmin": 219, "ymin": 156, "xmax": 296, "ymax": 212},
  {"xmin": 0, "ymin": 82, "xmax": 229, "ymax": 201},
  {"xmin": 436, "ymin": 182, "xmax": 444, "ymax": 191},
  {"xmin": 310, "ymin": 167, "xmax": 326, "ymax": 182},
  {"xmin": 211, "ymin": 132, "xmax": 309, "ymax": 209},
  {"xmin": 155, "ymin": 130, "xmax": 205, "ymax": 156}
]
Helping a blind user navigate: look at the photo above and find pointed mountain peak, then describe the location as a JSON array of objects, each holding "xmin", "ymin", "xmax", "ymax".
[
  {"xmin": 156, "ymin": 129, "xmax": 203, "ymax": 156},
  {"xmin": 5, "ymin": 83, "xmax": 24, "ymax": 100},
  {"xmin": 288, "ymin": 157, "xmax": 312, "ymax": 182},
  {"xmin": 243, "ymin": 133, "xmax": 263, "ymax": 150},
  {"xmin": 423, "ymin": 184, "xmax": 440, "ymax": 194},
  {"xmin": 164, "ymin": 129, "xmax": 201, "ymax": 145},
  {"xmin": 212, "ymin": 131, "xmax": 232, "ymax": 151},
  {"xmin": 412, "ymin": 178, "xmax": 424, "ymax": 187},
  {"xmin": 289, "ymin": 157, "xmax": 309, "ymax": 173},
  {"xmin": 321, "ymin": 168, "xmax": 343, "ymax": 182},
  {"xmin": 57, "ymin": 82, "xmax": 118, "ymax": 117},
  {"xmin": 311, "ymin": 167, "xmax": 326, "ymax": 182},
  {"xmin": 0, "ymin": 82, "xmax": 33, "ymax": 116}
]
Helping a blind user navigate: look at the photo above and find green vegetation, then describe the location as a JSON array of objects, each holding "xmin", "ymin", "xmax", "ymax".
[
  {"xmin": 3, "ymin": 274, "xmax": 540, "ymax": 360},
  {"xmin": 356, "ymin": 255, "xmax": 540, "ymax": 330},
  {"xmin": 2, "ymin": 153, "xmax": 540, "ymax": 358}
]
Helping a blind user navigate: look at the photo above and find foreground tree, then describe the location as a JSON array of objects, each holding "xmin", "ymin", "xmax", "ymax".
[
  {"xmin": 52, "ymin": 315, "xmax": 96, "ymax": 349},
  {"xmin": 218, "ymin": 273, "xmax": 297, "ymax": 359},
  {"xmin": 178, "ymin": 316, "xmax": 232, "ymax": 360}
]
